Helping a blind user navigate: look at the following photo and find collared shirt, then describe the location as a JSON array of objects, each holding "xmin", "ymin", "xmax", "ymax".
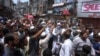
[
  {"xmin": 52, "ymin": 27, "xmax": 62, "ymax": 36},
  {"xmin": 60, "ymin": 39, "xmax": 73, "ymax": 56},
  {"xmin": 73, "ymin": 37, "xmax": 95, "ymax": 56}
]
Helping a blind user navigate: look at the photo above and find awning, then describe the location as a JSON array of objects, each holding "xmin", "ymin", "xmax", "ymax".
[{"xmin": 52, "ymin": 3, "xmax": 64, "ymax": 7}]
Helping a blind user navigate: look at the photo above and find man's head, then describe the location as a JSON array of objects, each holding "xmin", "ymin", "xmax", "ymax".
[
  {"xmin": 63, "ymin": 29, "xmax": 71, "ymax": 39},
  {"xmin": 40, "ymin": 32, "xmax": 47, "ymax": 39},
  {"xmin": 18, "ymin": 35, "xmax": 28, "ymax": 47},
  {"xmin": 18, "ymin": 24, "xmax": 25, "ymax": 32},
  {"xmin": 28, "ymin": 28, "xmax": 38, "ymax": 37},
  {"xmin": 4, "ymin": 33, "xmax": 19, "ymax": 47},
  {"xmin": 57, "ymin": 22, "xmax": 61, "ymax": 28},
  {"xmin": 93, "ymin": 32, "xmax": 100, "ymax": 42},
  {"xmin": 48, "ymin": 20, "xmax": 53, "ymax": 27},
  {"xmin": 80, "ymin": 30, "xmax": 89, "ymax": 40}
]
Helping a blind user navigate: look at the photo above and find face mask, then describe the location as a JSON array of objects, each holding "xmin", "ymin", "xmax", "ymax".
[{"xmin": 57, "ymin": 26, "xmax": 61, "ymax": 29}]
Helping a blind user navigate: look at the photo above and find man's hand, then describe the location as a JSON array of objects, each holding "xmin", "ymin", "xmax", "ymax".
[
  {"xmin": 96, "ymin": 50, "xmax": 100, "ymax": 54},
  {"xmin": 50, "ymin": 24, "xmax": 55, "ymax": 33}
]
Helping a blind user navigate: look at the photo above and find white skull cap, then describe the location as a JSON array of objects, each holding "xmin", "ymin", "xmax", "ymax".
[
  {"xmin": 41, "ymin": 32, "xmax": 46, "ymax": 36},
  {"xmin": 77, "ymin": 29, "xmax": 81, "ymax": 32},
  {"xmin": 30, "ymin": 26, "xmax": 35, "ymax": 29},
  {"xmin": 41, "ymin": 21, "xmax": 46, "ymax": 24},
  {"xmin": 98, "ymin": 32, "xmax": 100, "ymax": 36},
  {"xmin": 57, "ymin": 22, "xmax": 61, "ymax": 25}
]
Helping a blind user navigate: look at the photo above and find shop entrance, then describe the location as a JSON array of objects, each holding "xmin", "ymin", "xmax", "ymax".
[{"xmin": 81, "ymin": 18, "xmax": 100, "ymax": 29}]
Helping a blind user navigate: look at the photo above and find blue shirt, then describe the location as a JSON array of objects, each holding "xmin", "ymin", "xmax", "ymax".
[{"xmin": 93, "ymin": 42, "xmax": 100, "ymax": 51}]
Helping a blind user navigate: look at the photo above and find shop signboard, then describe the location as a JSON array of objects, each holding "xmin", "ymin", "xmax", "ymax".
[
  {"xmin": 77, "ymin": 1, "xmax": 100, "ymax": 18},
  {"xmin": 82, "ymin": 2, "xmax": 100, "ymax": 12}
]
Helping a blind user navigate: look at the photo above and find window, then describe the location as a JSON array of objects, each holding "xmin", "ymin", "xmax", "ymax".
[{"xmin": 34, "ymin": 8, "xmax": 37, "ymax": 13}]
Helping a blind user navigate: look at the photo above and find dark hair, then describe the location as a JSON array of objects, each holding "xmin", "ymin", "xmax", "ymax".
[
  {"xmin": 0, "ymin": 43, "xmax": 4, "ymax": 56},
  {"xmin": 18, "ymin": 24, "xmax": 24, "ymax": 29},
  {"xmin": 4, "ymin": 33, "xmax": 14, "ymax": 44},
  {"xmin": 82, "ymin": 45, "xmax": 91, "ymax": 54},
  {"xmin": 28, "ymin": 29, "xmax": 38, "ymax": 37},
  {"xmin": 80, "ymin": 30, "xmax": 87, "ymax": 37},
  {"xmin": 3, "ymin": 28, "xmax": 9, "ymax": 35},
  {"xmin": 43, "ymin": 49, "xmax": 52, "ymax": 56},
  {"xmin": 19, "ymin": 35, "xmax": 26, "ymax": 40},
  {"xmin": 93, "ymin": 33, "xmax": 100, "ymax": 39},
  {"xmin": 75, "ymin": 52, "xmax": 88, "ymax": 56},
  {"xmin": 17, "ymin": 35, "xmax": 26, "ymax": 48},
  {"xmin": 73, "ymin": 31, "xmax": 79, "ymax": 37}
]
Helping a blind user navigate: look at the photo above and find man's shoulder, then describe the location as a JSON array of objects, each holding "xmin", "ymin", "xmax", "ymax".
[
  {"xmin": 73, "ymin": 37, "xmax": 82, "ymax": 45},
  {"xmin": 4, "ymin": 46, "xmax": 14, "ymax": 56},
  {"xmin": 64, "ymin": 39, "xmax": 73, "ymax": 45},
  {"xmin": 73, "ymin": 37, "xmax": 80, "ymax": 42}
]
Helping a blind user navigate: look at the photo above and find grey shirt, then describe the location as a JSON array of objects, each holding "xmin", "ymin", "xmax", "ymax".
[
  {"xmin": 4, "ymin": 46, "xmax": 14, "ymax": 56},
  {"xmin": 73, "ymin": 37, "xmax": 95, "ymax": 56}
]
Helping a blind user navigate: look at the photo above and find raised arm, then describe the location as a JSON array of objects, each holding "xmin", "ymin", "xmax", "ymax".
[{"xmin": 33, "ymin": 20, "xmax": 50, "ymax": 38}]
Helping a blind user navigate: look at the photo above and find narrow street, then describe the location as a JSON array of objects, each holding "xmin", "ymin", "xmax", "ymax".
[{"xmin": 0, "ymin": 0, "xmax": 100, "ymax": 56}]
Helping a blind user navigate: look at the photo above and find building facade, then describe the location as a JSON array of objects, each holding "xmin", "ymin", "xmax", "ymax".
[
  {"xmin": 15, "ymin": 1, "xmax": 29, "ymax": 17},
  {"xmin": 29, "ymin": 0, "xmax": 53, "ymax": 17},
  {"xmin": 0, "ymin": 0, "xmax": 14, "ymax": 10},
  {"xmin": 29, "ymin": 0, "xmax": 39, "ymax": 15},
  {"xmin": 29, "ymin": 0, "xmax": 75, "ymax": 20},
  {"xmin": 53, "ymin": 0, "xmax": 74, "ymax": 15},
  {"xmin": 77, "ymin": 0, "xmax": 100, "ymax": 29},
  {"xmin": 0, "ymin": 0, "xmax": 15, "ymax": 18},
  {"xmin": 3, "ymin": 0, "xmax": 14, "ymax": 9},
  {"xmin": 51, "ymin": 0, "xmax": 75, "ymax": 24}
]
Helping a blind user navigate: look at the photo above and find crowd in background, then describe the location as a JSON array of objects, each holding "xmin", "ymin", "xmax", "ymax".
[{"xmin": 0, "ymin": 18, "xmax": 100, "ymax": 56}]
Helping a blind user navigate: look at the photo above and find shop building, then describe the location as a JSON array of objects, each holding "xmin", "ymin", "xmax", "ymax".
[
  {"xmin": 77, "ymin": 0, "xmax": 100, "ymax": 29},
  {"xmin": 52, "ymin": 0, "xmax": 75, "ymax": 23}
]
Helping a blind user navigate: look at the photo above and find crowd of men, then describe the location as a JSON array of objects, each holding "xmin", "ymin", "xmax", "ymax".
[{"xmin": 0, "ymin": 18, "xmax": 100, "ymax": 56}]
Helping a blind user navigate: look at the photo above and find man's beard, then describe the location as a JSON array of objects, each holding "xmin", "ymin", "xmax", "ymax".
[{"xmin": 12, "ymin": 43, "xmax": 18, "ymax": 47}]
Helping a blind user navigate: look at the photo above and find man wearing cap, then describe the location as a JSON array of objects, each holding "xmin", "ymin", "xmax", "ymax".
[{"xmin": 39, "ymin": 24, "xmax": 54, "ymax": 56}]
